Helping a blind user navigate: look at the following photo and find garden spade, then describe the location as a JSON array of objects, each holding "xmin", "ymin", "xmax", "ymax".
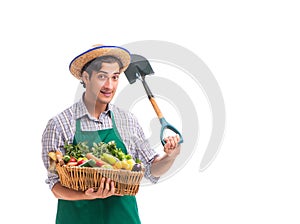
[{"xmin": 124, "ymin": 54, "xmax": 183, "ymax": 146}]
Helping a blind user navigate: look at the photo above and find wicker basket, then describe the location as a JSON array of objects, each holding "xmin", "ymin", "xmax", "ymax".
[{"xmin": 56, "ymin": 164, "xmax": 145, "ymax": 196}]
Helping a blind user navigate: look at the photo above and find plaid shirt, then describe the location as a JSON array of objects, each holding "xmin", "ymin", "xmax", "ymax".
[{"xmin": 42, "ymin": 97, "xmax": 159, "ymax": 189}]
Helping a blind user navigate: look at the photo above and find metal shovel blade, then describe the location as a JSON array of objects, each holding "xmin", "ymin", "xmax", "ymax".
[{"xmin": 124, "ymin": 54, "xmax": 154, "ymax": 84}]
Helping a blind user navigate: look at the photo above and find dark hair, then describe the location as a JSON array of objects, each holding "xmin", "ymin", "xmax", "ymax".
[{"xmin": 80, "ymin": 55, "xmax": 124, "ymax": 88}]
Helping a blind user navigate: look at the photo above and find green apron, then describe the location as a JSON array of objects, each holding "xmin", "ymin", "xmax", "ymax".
[{"xmin": 56, "ymin": 112, "xmax": 141, "ymax": 224}]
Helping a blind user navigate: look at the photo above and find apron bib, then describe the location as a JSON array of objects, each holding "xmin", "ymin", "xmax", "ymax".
[{"xmin": 56, "ymin": 113, "xmax": 141, "ymax": 224}]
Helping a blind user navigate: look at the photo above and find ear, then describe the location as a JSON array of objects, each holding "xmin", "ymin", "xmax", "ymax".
[{"xmin": 81, "ymin": 71, "xmax": 89, "ymax": 84}]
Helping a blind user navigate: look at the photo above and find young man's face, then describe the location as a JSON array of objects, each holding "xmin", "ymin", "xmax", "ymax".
[{"xmin": 83, "ymin": 62, "xmax": 121, "ymax": 106}]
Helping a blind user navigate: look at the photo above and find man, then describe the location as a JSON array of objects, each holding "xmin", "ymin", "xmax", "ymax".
[{"xmin": 42, "ymin": 44, "xmax": 181, "ymax": 224}]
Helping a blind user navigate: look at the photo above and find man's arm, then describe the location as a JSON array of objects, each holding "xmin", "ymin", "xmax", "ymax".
[
  {"xmin": 150, "ymin": 135, "xmax": 181, "ymax": 177},
  {"xmin": 52, "ymin": 178, "xmax": 122, "ymax": 200}
]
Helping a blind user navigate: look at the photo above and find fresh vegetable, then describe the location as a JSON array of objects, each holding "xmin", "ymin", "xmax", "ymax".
[
  {"xmin": 127, "ymin": 159, "xmax": 135, "ymax": 165},
  {"xmin": 107, "ymin": 141, "xmax": 133, "ymax": 161},
  {"xmin": 69, "ymin": 157, "xmax": 77, "ymax": 162},
  {"xmin": 135, "ymin": 158, "xmax": 142, "ymax": 164},
  {"xmin": 86, "ymin": 153, "xmax": 110, "ymax": 167},
  {"xmin": 91, "ymin": 142, "xmax": 110, "ymax": 158},
  {"xmin": 88, "ymin": 159, "xmax": 97, "ymax": 167},
  {"xmin": 131, "ymin": 163, "xmax": 142, "ymax": 172},
  {"xmin": 64, "ymin": 141, "xmax": 89, "ymax": 159},
  {"xmin": 121, "ymin": 160, "xmax": 131, "ymax": 170},
  {"xmin": 114, "ymin": 161, "xmax": 123, "ymax": 169},
  {"xmin": 78, "ymin": 159, "xmax": 96, "ymax": 167},
  {"xmin": 62, "ymin": 155, "xmax": 71, "ymax": 163},
  {"xmin": 48, "ymin": 152, "xmax": 57, "ymax": 161},
  {"xmin": 92, "ymin": 141, "xmax": 133, "ymax": 161},
  {"xmin": 101, "ymin": 164, "xmax": 113, "ymax": 169},
  {"xmin": 67, "ymin": 161, "xmax": 78, "ymax": 166},
  {"xmin": 56, "ymin": 141, "xmax": 144, "ymax": 171},
  {"xmin": 95, "ymin": 161, "xmax": 106, "ymax": 167},
  {"xmin": 126, "ymin": 159, "xmax": 135, "ymax": 170},
  {"xmin": 77, "ymin": 157, "xmax": 88, "ymax": 165},
  {"xmin": 101, "ymin": 153, "xmax": 119, "ymax": 165},
  {"xmin": 77, "ymin": 160, "xmax": 85, "ymax": 166}
]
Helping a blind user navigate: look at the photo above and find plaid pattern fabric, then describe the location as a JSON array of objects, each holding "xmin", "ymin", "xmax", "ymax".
[{"xmin": 42, "ymin": 97, "xmax": 159, "ymax": 189}]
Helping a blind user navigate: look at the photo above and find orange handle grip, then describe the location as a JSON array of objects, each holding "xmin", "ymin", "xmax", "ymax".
[{"xmin": 149, "ymin": 98, "xmax": 163, "ymax": 119}]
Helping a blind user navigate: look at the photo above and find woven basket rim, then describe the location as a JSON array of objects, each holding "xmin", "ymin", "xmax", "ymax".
[{"xmin": 56, "ymin": 163, "xmax": 145, "ymax": 195}]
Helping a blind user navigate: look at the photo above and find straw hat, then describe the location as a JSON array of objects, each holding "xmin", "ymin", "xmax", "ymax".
[{"xmin": 69, "ymin": 44, "xmax": 131, "ymax": 79}]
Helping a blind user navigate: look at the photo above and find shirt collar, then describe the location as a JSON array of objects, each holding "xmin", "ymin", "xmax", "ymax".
[{"xmin": 74, "ymin": 93, "xmax": 112, "ymax": 120}]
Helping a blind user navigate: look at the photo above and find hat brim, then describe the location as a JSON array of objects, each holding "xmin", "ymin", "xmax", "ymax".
[{"xmin": 69, "ymin": 45, "xmax": 131, "ymax": 79}]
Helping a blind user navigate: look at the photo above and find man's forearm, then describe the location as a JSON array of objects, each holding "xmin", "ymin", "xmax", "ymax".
[
  {"xmin": 52, "ymin": 182, "xmax": 90, "ymax": 201},
  {"xmin": 150, "ymin": 153, "xmax": 177, "ymax": 177},
  {"xmin": 150, "ymin": 135, "xmax": 181, "ymax": 177}
]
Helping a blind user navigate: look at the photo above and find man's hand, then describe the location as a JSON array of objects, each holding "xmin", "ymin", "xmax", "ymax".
[
  {"xmin": 163, "ymin": 134, "xmax": 181, "ymax": 157},
  {"xmin": 85, "ymin": 177, "xmax": 123, "ymax": 199}
]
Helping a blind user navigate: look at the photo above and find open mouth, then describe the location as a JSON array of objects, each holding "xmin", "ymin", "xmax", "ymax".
[{"xmin": 100, "ymin": 90, "xmax": 113, "ymax": 97}]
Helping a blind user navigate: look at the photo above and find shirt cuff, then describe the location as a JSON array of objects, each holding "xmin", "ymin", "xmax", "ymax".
[
  {"xmin": 45, "ymin": 172, "xmax": 60, "ymax": 190},
  {"xmin": 144, "ymin": 155, "xmax": 160, "ymax": 184}
]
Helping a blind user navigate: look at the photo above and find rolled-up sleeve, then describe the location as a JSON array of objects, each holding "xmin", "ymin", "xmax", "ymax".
[
  {"xmin": 134, "ymin": 124, "xmax": 160, "ymax": 183},
  {"xmin": 143, "ymin": 156, "xmax": 160, "ymax": 184},
  {"xmin": 41, "ymin": 118, "xmax": 63, "ymax": 189}
]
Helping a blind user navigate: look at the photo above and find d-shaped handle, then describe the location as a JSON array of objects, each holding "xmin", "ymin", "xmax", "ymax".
[{"xmin": 159, "ymin": 117, "xmax": 184, "ymax": 146}]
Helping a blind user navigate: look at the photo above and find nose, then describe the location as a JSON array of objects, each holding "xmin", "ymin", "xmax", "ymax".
[{"xmin": 102, "ymin": 77, "xmax": 113, "ymax": 89}]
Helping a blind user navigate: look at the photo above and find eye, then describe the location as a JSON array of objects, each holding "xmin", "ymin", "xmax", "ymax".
[
  {"xmin": 98, "ymin": 74, "xmax": 107, "ymax": 80},
  {"xmin": 112, "ymin": 75, "xmax": 119, "ymax": 81}
]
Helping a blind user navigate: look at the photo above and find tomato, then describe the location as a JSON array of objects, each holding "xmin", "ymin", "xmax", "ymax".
[
  {"xmin": 69, "ymin": 157, "xmax": 77, "ymax": 162},
  {"xmin": 77, "ymin": 160, "xmax": 85, "ymax": 166}
]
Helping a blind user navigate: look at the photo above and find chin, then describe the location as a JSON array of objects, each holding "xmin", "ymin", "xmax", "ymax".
[{"xmin": 98, "ymin": 97, "xmax": 112, "ymax": 104}]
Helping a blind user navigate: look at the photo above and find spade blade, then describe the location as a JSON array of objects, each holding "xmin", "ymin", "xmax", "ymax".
[{"xmin": 124, "ymin": 54, "xmax": 154, "ymax": 84}]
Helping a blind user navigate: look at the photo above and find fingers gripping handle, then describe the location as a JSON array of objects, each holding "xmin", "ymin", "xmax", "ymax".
[{"xmin": 159, "ymin": 117, "xmax": 184, "ymax": 146}]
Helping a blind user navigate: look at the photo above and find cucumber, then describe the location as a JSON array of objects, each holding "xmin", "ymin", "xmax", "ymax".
[{"xmin": 78, "ymin": 159, "xmax": 96, "ymax": 167}]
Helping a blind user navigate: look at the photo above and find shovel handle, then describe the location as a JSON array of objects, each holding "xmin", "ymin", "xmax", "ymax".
[
  {"xmin": 148, "ymin": 97, "xmax": 183, "ymax": 145},
  {"xmin": 159, "ymin": 117, "xmax": 184, "ymax": 146},
  {"xmin": 149, "ymin": 98, "xmax": 163, "ymax": 119}
]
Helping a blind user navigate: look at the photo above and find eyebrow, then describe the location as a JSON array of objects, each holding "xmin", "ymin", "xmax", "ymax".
[{"xmin": 97, "ymin": 70, "xmax": 120, "ymax": 75}]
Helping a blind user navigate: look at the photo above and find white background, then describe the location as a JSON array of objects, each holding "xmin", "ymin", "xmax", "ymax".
[{"xmin": 1, "ymin": 0, "xmax": 300, "ymax": 223}]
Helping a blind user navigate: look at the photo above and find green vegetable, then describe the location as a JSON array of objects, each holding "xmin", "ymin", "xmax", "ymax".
[
  {"xmin": 64, "ymin": 141, "xmax": 90, "ymax": 159},
  {"xmin": 107, "ymin": 141, "xmax": 132, "ymax": 161},
  {"xmin": 63, "ymin": 141, "xmax": 140, "ymax": 167},
  {"xmin": 91, "ymin": 141, "xmax": 129, "ymax": 161},
  {"xmin": 101, "ymin": 164, "xmax": 113, "ymax": 169},
  {"xmin": 135, "ymin": 158, "xmax": 142, "ymax": 164},
  {"xmin": 78, "ymin": 159, "xmax": 96, "ymax": 167},
  {"xmin": 91, "ymin": 142, "xmax": 110, "ymax": 158},
  {"xmin": 101, "ymin": 153, "xmax": 119, "ymax": 165},
  {"xmin": 63, "ymin": 155, "xmax": 71, "ymax": 163}
]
